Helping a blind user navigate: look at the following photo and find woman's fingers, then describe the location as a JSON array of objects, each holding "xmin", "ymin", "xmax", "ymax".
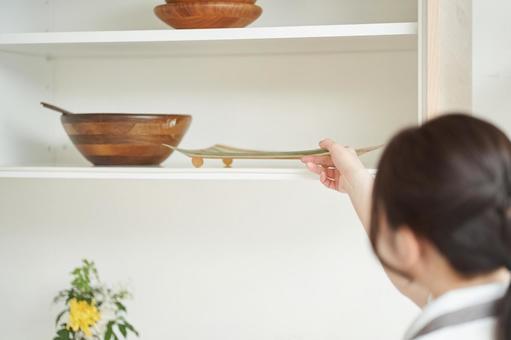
[
  {"xmin": 305, "ymin": 161, "xmax": 323, "ymax": 175},
  {"xmin": 301, "ymin": 155, "xmax": 335, "ymax": 166},
  {"xmin": 304, "ymin": 159, "xmax": 339, "ymax": 191},
  {"xmin": 303, "ymin": 150, "xmax": 340, "ymax": 191},
  {"xmin": 320, "ymin": 138, "xmax": 353, "ymax": 160},
  {"xmin": 304, "ymin": 137, "xmax": 366, "ymax": 193},
  {"xmin": 302, "ymin": 154, "xmax": 336, "ymax": 177},
  {"xmin": 319, "ymin": 138, "xmax": 337, "ymax": 150},
  {"xmin": 319, "ymin": 138, "xmax": 365, "ymax": 178},
  {"xmin": 305, "ymin": 161, "xmax": 338, "ymax": 176},
  {"xmin": 324, "ymin": 167, "xmax": 338, "ymax": 180},
  {"xmin": 320, "ymin": 171, "xmax": 337, "ymax": 190}
]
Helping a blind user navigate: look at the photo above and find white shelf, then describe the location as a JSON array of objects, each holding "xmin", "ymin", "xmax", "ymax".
[
  {"xmin": 0, "ymin": 165, "xmax": 379, "ymax": 180},
  {"xmin": 0, "ymin": 166, "xmax": 378, "ymax": 180},
  {"xmin": 0, "ymin": 23, "xmax": 417, "ymax": 57},
  {"xmin": 0, "ymin": 166, "xmax": 320, "ymax": 180}
]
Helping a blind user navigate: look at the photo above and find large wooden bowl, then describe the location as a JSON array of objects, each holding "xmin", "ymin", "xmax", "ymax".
[
  {"xmin": 154, "ymin": 1, "xmax": 263, "ymax": 29},
  {"xmin": 61, "ymin": 114, "xmax": 192, "ymax": 166}
]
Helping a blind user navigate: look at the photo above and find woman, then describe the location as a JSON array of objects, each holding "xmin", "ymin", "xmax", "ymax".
[{"xmin": 302, "ymin": 114, "xmax": 511, "ymax": 340}]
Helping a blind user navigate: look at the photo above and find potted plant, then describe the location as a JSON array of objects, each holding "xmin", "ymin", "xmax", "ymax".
[{"xmin": 53, "ymin": 260, "xmax": 139, "ymax": 340}]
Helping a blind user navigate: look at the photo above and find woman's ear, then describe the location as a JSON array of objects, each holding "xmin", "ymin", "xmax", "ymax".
[{"xmin": 394, "ymin": 226, "xmax": 422, "ymax": 270}]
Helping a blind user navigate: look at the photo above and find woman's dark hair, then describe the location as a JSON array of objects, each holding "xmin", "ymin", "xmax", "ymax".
[{"xmin": 370, "ymin": 114, "xmax": 511, "ymax": 339}]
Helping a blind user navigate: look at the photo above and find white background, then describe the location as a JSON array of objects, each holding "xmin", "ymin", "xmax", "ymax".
[{"xmin": 473, "ymin": 0, "xmax": 511, "ymax": 134}]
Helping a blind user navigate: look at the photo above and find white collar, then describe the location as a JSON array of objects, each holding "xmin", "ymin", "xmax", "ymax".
[{"xmin": 404, "ymin": 281, "xmax": 509, "ymax": 340}]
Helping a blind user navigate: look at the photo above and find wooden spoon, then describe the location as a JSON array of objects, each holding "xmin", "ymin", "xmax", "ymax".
[{"xmin": 40, "ymin": 102, "xmax": 74, "ymax": 115}]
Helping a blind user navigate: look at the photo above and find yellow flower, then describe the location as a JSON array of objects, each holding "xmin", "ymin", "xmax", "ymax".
[{"xmin": 67, "ymin": 298, "xmax": 101, "ymax": 337}]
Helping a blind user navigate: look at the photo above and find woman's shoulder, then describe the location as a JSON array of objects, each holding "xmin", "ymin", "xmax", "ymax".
[{"xmin": 413, "ymin": 318, "xmax": 497, "ymax": 340}]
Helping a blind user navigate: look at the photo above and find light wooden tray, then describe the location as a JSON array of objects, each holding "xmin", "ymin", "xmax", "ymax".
[{"xmin": 163, "ymin": 144, "xmax": 382, "ymax": 168}]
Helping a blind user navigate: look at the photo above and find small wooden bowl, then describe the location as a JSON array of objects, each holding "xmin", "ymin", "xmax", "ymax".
[
  {"xmin": 61, "ymin": 114, "xmax": 192, "ymax": 166},
  {"xmin": 154, "ymin": 1, "xmax": 263, "ymax": 29},
  {"xmin": 167, "ymin": 0, "xmax": 256, "ymax": 3}
]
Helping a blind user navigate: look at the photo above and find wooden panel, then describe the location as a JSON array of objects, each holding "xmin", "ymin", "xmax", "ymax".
[{"xmin": 419, "ymin": 0, "xmax": 472, "ymax": 120}]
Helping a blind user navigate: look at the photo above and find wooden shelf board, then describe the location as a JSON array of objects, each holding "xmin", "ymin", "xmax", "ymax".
[{"xmin": 0, "ymin": 23, "xmax": 417, "ymax": 57}]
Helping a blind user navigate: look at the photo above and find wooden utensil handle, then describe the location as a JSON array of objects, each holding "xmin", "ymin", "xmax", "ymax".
[{"xmin": 40, "ymin": 102, "xmax": 74, "ymax": 115}]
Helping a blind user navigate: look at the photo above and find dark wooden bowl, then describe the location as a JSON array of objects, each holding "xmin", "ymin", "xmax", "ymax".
[
  {"xmin": 61, "ymin": 114, "xmax": 192, "ymax": 166},
  {"xmin": 154, "ymin": 1, "xmax": 263, "ymax": 29}
]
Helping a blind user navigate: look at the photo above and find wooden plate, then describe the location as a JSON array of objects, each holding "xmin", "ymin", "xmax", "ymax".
[{"xmin": 164, "ymin": 144, "xmax": 383, "ymax": 168}]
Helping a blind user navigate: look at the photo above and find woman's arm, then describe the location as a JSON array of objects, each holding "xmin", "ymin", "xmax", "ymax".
[{"xmin": 302, "ymin": 139, "xmax": 430, "ymax": 308}]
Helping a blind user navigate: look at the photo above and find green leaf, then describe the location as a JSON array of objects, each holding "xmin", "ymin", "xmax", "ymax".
[
  {"xmin": 65, "ymin": 291, "xmax": 75, "ymax": 303},
  {"xmin": 123, "ymin": 322, "xmax": 139, "ymax": 337},
  {"xmin": 55, "ymin": 310, "xmax": 67, "ymax": 326},
  {"xmin": 69, "ymin": 259, "xmax": 100, "ymax": 295},
  {"xmin": 57, "ymin": 329, "xmax": 68, "ymax": 336},
  {"xmin": 105, "ymin": 321, "xmax": 115, "ymax": 340},
  {"xmin": 115, "ymin": 302, "xmax": 127, "ymax": 312},
  {"xmin": 56, "ymin": 328, "xmax": 71, "ymax": 340},
  {"xmin": 105, "ymin": 328, "xmax": 112, "ymax": 340},
  {"xmin": 118, "ymin": 324, "xmax": 127, "ymax": 338}
]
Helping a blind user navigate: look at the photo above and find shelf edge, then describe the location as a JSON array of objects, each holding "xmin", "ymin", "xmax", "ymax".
[
  {"xmin": 0, "ymin": 23, "xmax": 418, "ymax": 46},
  {"xmin": 0, "ymin": 167, "xmax": 377, "ymax": 181},
  {"xmin": 0, "ymin": 167, "xmax": 315, "ymax": 180}
]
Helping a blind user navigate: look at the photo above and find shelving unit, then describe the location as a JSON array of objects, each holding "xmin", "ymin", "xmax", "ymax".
[
  {"xmin": 0, "ymin": 20, "xmax": 420, "ymax": 180},
  {"xmin": 0, "ymin": 2, "xmax": 473, "ymax": 340},
  {"xmin": 0, "ymin": 29, "xmax": 419, "ymax": 178},
  {"xmin": 0, "ymin": 0, "xmax": 470, "ymax": 180}
]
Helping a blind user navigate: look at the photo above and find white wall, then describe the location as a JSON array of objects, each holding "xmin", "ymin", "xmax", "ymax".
[
  {"xmin": 0, "ymin": 53, "xmax": 53, "ymax": 165},
  {"xmin": 49, "ymin": 50, "xmax": 417, "ymax": 169},
  {"xmin": 473, "ymin": 0, "xmax": 511, "ymax": 134},
  {"xmin": 0, "ymin": 179, "xmax": 418, "ymax": 340},
  {"xmin": 0, "ymin": 0, "xmax": 416, "ymax": 33}
]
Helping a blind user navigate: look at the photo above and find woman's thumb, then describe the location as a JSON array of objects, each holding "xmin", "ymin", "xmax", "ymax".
[{"xmin": 319, "ymin": 138, "xmax": 337, "ymax": 150}]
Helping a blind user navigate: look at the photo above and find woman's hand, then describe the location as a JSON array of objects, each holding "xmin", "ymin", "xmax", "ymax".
[
  {"xmin": 303, "ymin": 139, "xmax": 430, "ymax": 308},
  {"xmin": 301, "ymin": 138, "xmax": 373, "ymax": 230},
  {"xmin": 301, "ymin": 138, "xmax": 367, "ymax": 194}
]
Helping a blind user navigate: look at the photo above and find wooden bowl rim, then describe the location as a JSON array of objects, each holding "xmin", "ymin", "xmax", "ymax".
[
  {"xmin": 61, "ymin": 113, "xmax": 192, "ymax": 120},
  {"xmin": 166, "ymin": 0, "xmax": 257, "ymax": 1},
  {"xmin": 166, "ymin": 0, "xmax": 256, "ymax": 3},
  {"xmin": 155, "ymin": 2, "xmax": 261, "ymax": 8}
]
